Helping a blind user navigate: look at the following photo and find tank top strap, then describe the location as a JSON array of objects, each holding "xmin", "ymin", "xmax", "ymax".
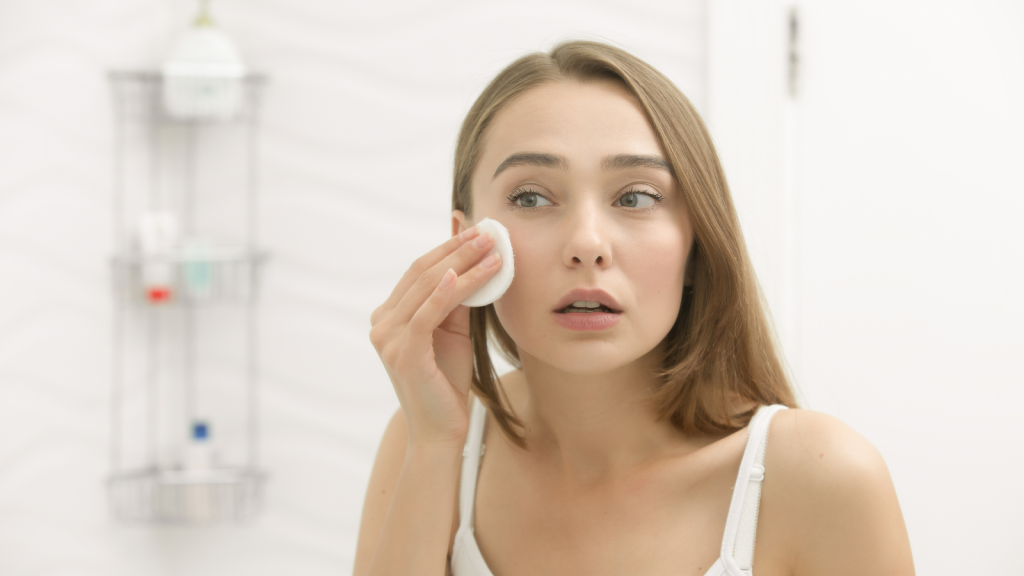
[
  {"xmin": 719, "ymin": 404, "xmax": 788, "ymax": 576},
  {"xmin": 458, "ymin": 396, "xmax": 488, "ymax": 529}
]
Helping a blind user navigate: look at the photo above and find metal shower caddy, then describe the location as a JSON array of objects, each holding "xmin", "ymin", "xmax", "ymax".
[{"xmin": 107, "ymin": 70, "xmax": 267, "ymax": 523}]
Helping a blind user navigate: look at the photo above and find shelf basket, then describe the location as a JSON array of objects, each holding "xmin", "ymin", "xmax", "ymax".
[
  {"xmin": 108, "ymin": 467, "xmax": 265, "ymax": 523},
  {"xmin": 109, "ymin": 71, "xmax": 266, "ymax": 125},
  {"xmin": 111, "ymin": 247, "xmax": 266, "ymax": 305}
]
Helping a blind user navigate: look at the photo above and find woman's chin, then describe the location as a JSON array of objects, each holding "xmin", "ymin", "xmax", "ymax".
[{"xmin": 524, "ymin": 344, "xmax": 641, "ymax": 377}]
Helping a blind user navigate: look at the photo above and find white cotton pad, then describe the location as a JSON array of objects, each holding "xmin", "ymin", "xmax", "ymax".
[{"xmin": 461, "ymin": 218, "xmax": 515, "ymax": 307}]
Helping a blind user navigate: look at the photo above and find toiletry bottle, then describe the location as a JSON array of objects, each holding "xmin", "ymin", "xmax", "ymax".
[
  {"xmin": 184, "ymin": 421, "xmax": 216, "ymax": 520},
  {"xmin": 182, "ymin": 238, "xmax": 213, "ymax": 301},
  {"xmin": 138, "ymin": 212, "xmax": 179, "ymax": 303},
  {"xmin": 184, "ymin": 420, "xmax": 218, "ymax": 470},
  {"xmin": 162, "ymin": 0, "xmax": 247, "ymax": 120}
]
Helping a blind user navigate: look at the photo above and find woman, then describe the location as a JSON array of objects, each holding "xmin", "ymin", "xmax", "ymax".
[{"xmin": 355, "ymin": 41, "xmax": 914, "ymax": 575}]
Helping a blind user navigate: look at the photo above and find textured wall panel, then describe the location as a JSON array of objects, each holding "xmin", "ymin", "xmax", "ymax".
[{"xmin": 0, "ymin": 1, "xmax": 706, "ymax": 574}]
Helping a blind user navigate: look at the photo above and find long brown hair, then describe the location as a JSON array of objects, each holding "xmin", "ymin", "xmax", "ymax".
[{"xmin": 453, "ymin": 40, "xmax": 796, "ymax": 447}]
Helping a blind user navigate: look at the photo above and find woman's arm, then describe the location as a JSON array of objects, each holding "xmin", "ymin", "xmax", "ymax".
[
  {"xmin": 766, "ymin": 410, "xmax": 915, "ymax": 575},
  {"xmin": 355, "ymin": 224, "xmax": 501, "ymax": 576},
  {"xmin": 353, "ymin": 408, "xmax": 461, "ymax": 576}
]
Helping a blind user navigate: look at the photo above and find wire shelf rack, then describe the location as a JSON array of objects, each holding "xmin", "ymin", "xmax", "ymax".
[
  {"xmin": 108, "ymin": 71, "xmax": 266, "ymax": 125},
  {"xmin": 108, "ymin": 68, "xmax": 267, "ymax": 524},
  {"xmin": 111, "ymin": 247, "xmax": 266, "ymax": 304},
  {"xmin": 108, "ymin": 467, "xmax": 265, "ymax": 523}
]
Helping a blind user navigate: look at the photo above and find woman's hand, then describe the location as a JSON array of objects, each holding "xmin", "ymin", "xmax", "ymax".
[{"xmin": 369, "ymin": 226, "xmax": 501, "ymax": 447}]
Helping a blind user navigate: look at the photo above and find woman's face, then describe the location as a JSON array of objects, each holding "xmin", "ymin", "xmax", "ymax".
[{"xmin": 456, "ymin": 79, "xmax": 693, "ymax": 376}]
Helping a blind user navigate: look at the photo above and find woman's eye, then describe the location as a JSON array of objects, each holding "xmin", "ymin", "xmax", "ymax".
[
  {"xmin": 616, "ymin": 192, "xmax": 656, "ymax": 209},
  {"xmin": 515, "ymin": 193, "xmax": 551, "ymax": 208}
]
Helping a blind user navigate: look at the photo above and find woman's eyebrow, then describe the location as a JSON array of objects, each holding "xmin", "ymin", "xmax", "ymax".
[
  {"xmin": 492, "ymin": 152, "xmax": 673, "ymax": 179},
  {"xmin": 492, "ymin": 152, "xmax": 568, "ymax": 179},
  {"xmin": 601, "ymin": 154, "xmax": 673, "ymax": 174}
]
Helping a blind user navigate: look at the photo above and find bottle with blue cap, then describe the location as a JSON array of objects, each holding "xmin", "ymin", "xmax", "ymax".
[{"xmin": 184, "ymin": 420, "xmax": 218, "ymax": 470}]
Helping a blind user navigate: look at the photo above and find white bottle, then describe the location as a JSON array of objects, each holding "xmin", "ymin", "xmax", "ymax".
[
  {"xmin": 183, "ymin": 421, "xmax": 217, "ymax": 521},
  {"xmin": 184, "ymin": 420, "xmax": 217, "ymax": 470},
  {"xmin": 161, "ymin": 1, "xmax": 247, "ymax": 120},
  {"xmin": 138, "ymin": 212, "xmax": 178, "ymax": 303}
]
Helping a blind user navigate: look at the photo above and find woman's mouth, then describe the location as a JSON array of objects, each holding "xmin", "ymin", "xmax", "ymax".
[
  {"xmin": 552, "ymin": 299, "xmax": 622, "ymax": 331},
  {"xmin": 558, "ymin": 300, "xmax": 616, "ymax": 313}
]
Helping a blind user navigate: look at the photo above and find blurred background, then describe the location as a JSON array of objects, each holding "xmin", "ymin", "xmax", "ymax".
[{"xmin": 0, "ymin": 0, "xmax": 1021, "ymax": 574}]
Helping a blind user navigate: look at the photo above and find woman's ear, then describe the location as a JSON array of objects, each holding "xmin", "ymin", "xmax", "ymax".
[{"xmin": 452, "ymin": 210, "xmax": 470, "ymax": 237}]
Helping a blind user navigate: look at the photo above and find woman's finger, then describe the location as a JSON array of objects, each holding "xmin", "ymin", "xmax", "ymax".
[
  {"xmin": 439, "ymin": 253, "xmax": 503, "ymax": 319},
  {"xmin": 406, "ymin": 268, "xmax": 458, "ymax": 357},
  {"xmin": 388, "ymin": 232, "xmax": 496, "ymax": 326},
  {"xmin": 371, "ymin": 250, "xmax": 502, "ymax": 361},
  {"xmin": 373, "ymin": 227, "xmax": 481, "ymax": 322}
]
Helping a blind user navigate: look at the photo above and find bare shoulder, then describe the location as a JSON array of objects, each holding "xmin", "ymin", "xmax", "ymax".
[
  {"xmin": 767, "ymin": 409, "xmax": 890, "ymax": 489},
  {"xmin": 761, "ymin": 409, "xmax": 915, "ymax": 575}
]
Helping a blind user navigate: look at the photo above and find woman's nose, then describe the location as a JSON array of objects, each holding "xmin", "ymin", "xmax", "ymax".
[{"xmin": 562, "ymin": 207, "xmax": 612, "ymax": 269}]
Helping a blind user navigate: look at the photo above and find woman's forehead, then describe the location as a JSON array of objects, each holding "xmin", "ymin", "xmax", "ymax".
[{"xmin": 478, "ymin": 80, "xmax": 666, "ymax": 174}]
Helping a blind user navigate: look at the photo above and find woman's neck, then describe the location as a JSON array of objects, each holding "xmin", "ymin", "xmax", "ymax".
[{"xmin": 501, "ymin": 345, "xmax": 711, "ymax": 486}]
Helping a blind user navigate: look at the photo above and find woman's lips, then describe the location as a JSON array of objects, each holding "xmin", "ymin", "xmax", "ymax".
[
  {"xmin": 552, "ymin": 309, "xmax": 622, "ymax": 331},
  {"xmin": 552, "ymin": 288, "xmax": 622, "ymax": 313}
]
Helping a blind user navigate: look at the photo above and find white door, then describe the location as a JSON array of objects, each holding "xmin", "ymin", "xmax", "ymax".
[{"xmin": 708, "ymin": 2, "xmax": 1024, "ymax": 573}]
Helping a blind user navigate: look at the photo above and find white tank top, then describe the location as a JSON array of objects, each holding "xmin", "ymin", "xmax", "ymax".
[{"xmin": 451, "ymin": 398, "xmax": 788, "ymax": 576}]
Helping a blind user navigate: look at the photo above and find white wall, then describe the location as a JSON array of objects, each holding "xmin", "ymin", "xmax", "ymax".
[
  {"xmin": 0, "ymin": 1, "xmax": 706, "ymax": 574},
  {"xmin": 708, "ymin": 1, "xmax": 1024, "ymax": 574}
]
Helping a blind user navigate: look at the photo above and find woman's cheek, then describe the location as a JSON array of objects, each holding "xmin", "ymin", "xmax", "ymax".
[
  {"xmin": 633, "ymin": 237, "xmax": 686, "ymax": 335},
  {"xmin": 492, "ymin": 233, "xmax": 547, "ymax": 342}
]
